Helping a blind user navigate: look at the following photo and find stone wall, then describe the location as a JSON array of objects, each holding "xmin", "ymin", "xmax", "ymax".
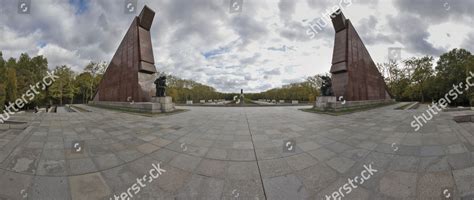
[
  {"xmin": 89, "ymin": 101, "xmax": 162, "ymax": 113},
  {"xmin": 89, "ymin": 96, "xmax": 175, "ymax": 113},
  {"xmin": 314, "ymin": 96, "xmax": 395, "ymax": 111}
]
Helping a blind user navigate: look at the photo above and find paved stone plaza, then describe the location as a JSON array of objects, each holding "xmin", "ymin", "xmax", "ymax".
[{"xmin": 0, "ymin": 103, "xmax": 473, "ymax": 199}]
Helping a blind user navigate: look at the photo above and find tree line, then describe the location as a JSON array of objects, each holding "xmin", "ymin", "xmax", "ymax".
[
  {"xmin": 166, "ymin": 76, "xmax": 231, "ymax": 102},
  {"xmin": 378, "ymin": 48, "xmax": 474, "ymax": 106},
  {"xmin": 0, "ymin": 52, "xmax": 105, "ymax": 110},
  {"xmin": 166, "ymin": 74, "xmax": 325, "ymax": 103},
  {"xmin": 245, "ymin": 77, "xmax": 323, "ymax": 102},
  {"xmin": 1, "ymin": 48, "xmax": 473, "ymax": 110}
]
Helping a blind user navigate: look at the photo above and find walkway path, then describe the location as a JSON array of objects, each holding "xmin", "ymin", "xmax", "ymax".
[{"xmin": 0, "ymin": 104, "xmax": 473, "ymax": 199}]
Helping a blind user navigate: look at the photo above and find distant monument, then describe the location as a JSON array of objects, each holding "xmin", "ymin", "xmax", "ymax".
[
  {"xmin": 329, "ymin": 10, "xmax": 391, "ymax": 101},
  {"xmin": 315, "ymin": 10, "xmax": 393, "ymax": 111},
  {"xmin": 90, "ymin": 6, "xmax": 175, "ymax": 113}
]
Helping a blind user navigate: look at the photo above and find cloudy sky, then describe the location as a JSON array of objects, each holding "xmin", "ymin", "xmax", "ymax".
[{"xmin": 0, "ymin": 0, "xmax": 473, "ymax": 92}]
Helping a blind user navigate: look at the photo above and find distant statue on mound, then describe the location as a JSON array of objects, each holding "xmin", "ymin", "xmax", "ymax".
[{"xmin": 154, "ymin": 75, "xmax": 167, "ymax": 97}]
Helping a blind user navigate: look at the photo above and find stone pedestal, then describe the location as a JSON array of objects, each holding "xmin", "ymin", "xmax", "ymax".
[
  {"xmin": 315, "ymin": 96, "xmax": 337, "ymax": 109},
  {"xmin": 0, "ymin": 121, "xmax": 28, "ymax": 130},
  {"xmin": 151, "ymin": 97, "xmax": 175, "ymax": 112},
  {"xmin": 90, "ymin": 96, "xmax": 175, "ymax": 113},
  {"xmin": 314, "ymin": 96, "xmax": 394, "ymax": 111}
]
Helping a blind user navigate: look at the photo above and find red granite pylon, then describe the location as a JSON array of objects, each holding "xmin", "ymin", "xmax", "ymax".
[
  {"xmin": 94, "ymin": 6, "xmax": 157, "ymax": 102},
  {"xmin": 330, "ymin": 10, "xmax": 392, "ymax": 101}
]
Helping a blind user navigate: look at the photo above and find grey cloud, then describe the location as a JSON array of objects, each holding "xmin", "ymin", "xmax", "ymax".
[
  {"xmin": 162, "ymin": 0, "xmax": 227, "ymax": 44},
  {"xmin": 207, "ymin": 76, "xmax": 246, "ymax": 92},
  {"xmin": 1, "ymin": 0, "xmax": 473, "ymax": 93},
  {"xmin": 262, "ymin": 68, "xmax": 282, "ymax": 76},
  {"xmin": 230, "ymin": 16, "xmax": 269, "ymax": 47},
  {"xmin": 356, "ymin": 15, "xmax": 392, "ymax": 45},
  {"xmin": 305, "ymin": 0, "xmax": 333, "ymax": 10},
  {"xmin": 462, "ymin": 33, "xmax": 474, "ymax": 53},
  {"xmin": 393, "ymin": 0, "xmax": 474, "ymax": 24},
  {"xmin": 386, "ymin": 14, "xmax": 445, "ymax": 56},
  {"xmin": 267, "ymin": 45, "xmax": 295, "ymax": 52},
  {"xmin": 353, "ymin": 0, "xmax": 379, "ymax": 7},
  {"xmin": 278, "ymin": 0, "xmax": 296, "ymax": 22},
  {"xmin": 240, "ymin": 53, "xmax": 261, "ymax": 65},
  {"xmin": 279, "ymin": 21, "xmax": 315, "ymax": 42},
  {"xmin": 253, "ymin": 83, "xmax": 273, "ymax": 91}
]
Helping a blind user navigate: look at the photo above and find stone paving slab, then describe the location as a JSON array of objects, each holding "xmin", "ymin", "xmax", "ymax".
[{"xmin": 0, "ymin": 104, "xmax": 472, "ymax": 199}]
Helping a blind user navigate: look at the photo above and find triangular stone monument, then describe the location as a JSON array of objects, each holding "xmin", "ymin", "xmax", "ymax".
[
  {"xmin": 93, "ymin": 6, "xmax": 157, "ymax": 102},
  {"xmin": 330, "ymin": 10, "xmax": 392, "ymax": 101},
  {"xmin": 91, "ymin": 6, "xmax": 175, "ymax": 113}
]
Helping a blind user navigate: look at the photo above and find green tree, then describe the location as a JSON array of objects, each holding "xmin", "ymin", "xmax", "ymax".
[
  {"xmin": 404, "ymin": 56, "xmax": 434, "ymax": 102},
  {"xmin": 435, "ymin": 48, "xmax": 472, "ymax": 105},
  {"xmin": 0, "ymin": 52, "xmax": 5, "ymax": 110},
  {"xmin": 0, "ymin": 84, "xmax": 4, "ymax": 111},
  {"xmin": 84, "ymin": 61, "xmax": 106, "ymax": 101},
  {"xmin": 467, "ymin": 56, "xmax": 474, "ymax": 105},
  {"xmin": 306, "ymin": 74, "xmax": 323, "ymax": 101},
  {"xmin": 75, "ymin": 72, "xmax": 93, "ymax": 103},
  {"xmin": 4, "ymin": 58, "xmax": 18, "ymax": 104},
  {"xmin": 49, "ymin": 66, "xmax": 75, "ymax": 105},
  {"xmin": 14, "ymin": 53, "xmax": 49, "ymax": 107},
  {"xmin": 0, "ymin": 52, "xmax": 5, "ymax": 81}
]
